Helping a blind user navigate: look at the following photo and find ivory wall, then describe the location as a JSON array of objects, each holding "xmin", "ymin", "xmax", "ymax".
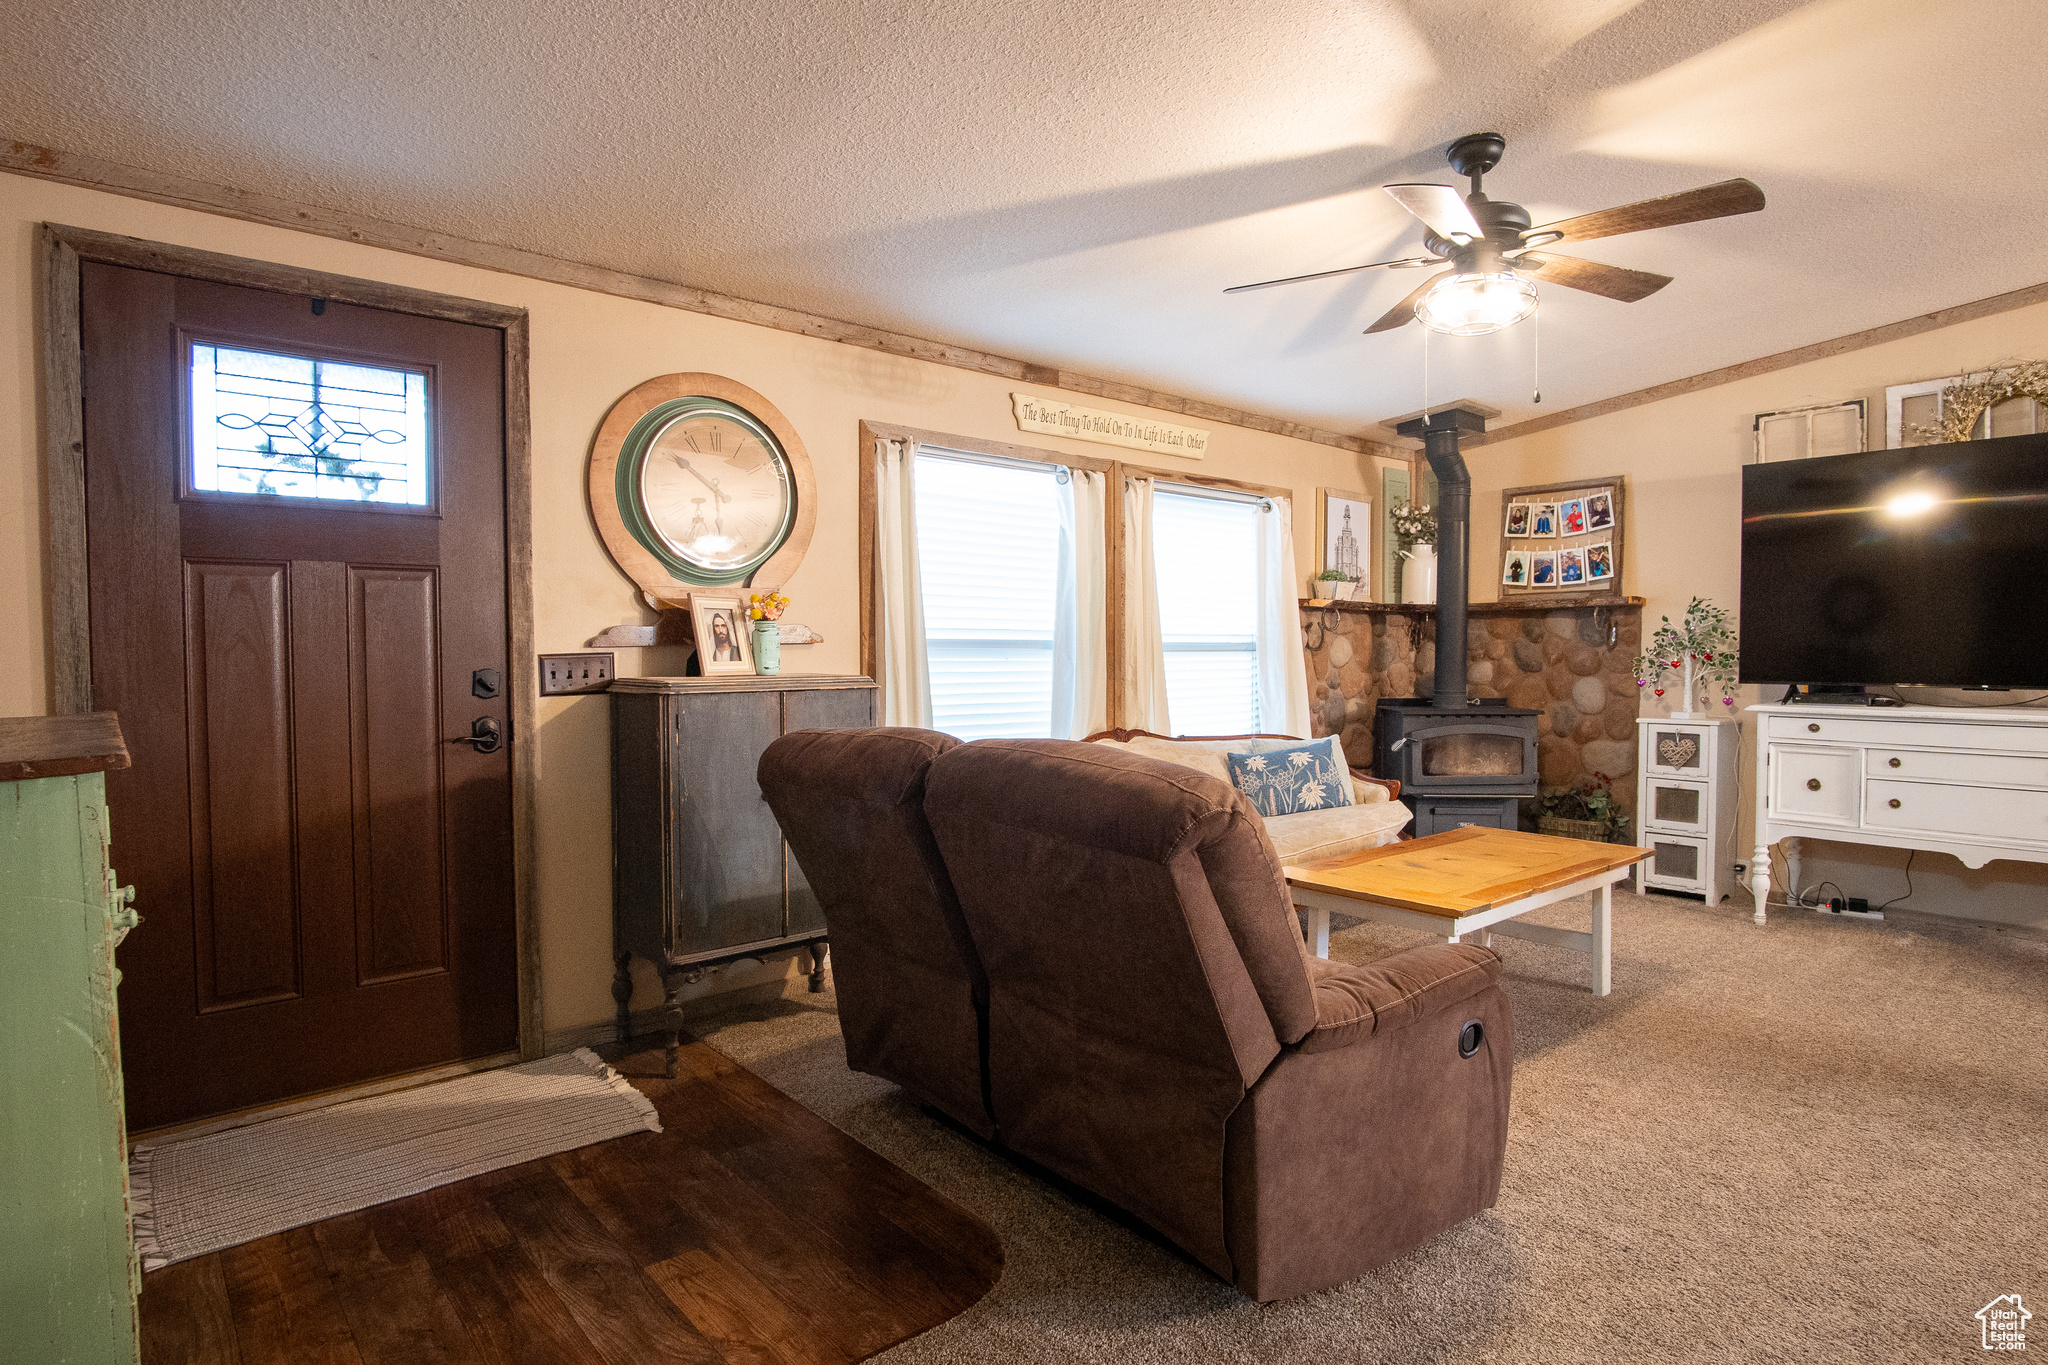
[{"xmin": 0, "ymin": 171, "xmax": 1403, "ymax": 1038}]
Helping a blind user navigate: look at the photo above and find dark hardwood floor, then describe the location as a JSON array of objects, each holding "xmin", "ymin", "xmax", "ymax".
[{"xmin": 137, "ymin": 1036, "xmax": 1003, "ymax": 1365}]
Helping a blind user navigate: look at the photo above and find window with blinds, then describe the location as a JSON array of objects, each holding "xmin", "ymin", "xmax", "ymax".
[
  {"xmin": 915, "ymin": 451, "xmax": 1062, "ymax": 740},
  {"xmin": 1153, "ymin": 486, "xmax": 1261, "ymax": 735}
]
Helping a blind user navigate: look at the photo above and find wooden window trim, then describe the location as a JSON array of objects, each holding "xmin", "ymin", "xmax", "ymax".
[{"xmin": 37, "ymin": 223, "xmax": 546, "ymax": 1061}]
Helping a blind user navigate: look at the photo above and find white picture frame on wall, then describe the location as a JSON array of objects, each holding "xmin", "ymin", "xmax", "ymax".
[{"xmin": 1316, "ymin": 488, "xmax": 1372, "ymax": 596}]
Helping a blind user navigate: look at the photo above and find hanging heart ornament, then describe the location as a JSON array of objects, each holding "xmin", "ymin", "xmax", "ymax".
[{"xmin": 1659, "ymin": 735, "xmax": 1699, "ymax": 766}]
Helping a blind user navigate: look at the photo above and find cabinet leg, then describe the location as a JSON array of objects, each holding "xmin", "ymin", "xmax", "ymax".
[
  {"xmin": 807, "ymin": 940, "xmax": 829, "ymax": 993},
  {"xmin": 611, "ymin": 951, "xmax": 634, "ymax": 1047},
  {"xmin": 1752, "ymin": 839, "xmax": 1771, "ymax": 925},
  {"xmin": 660, "ymin": 968, "xmax": 686, "ymax": 1079}
]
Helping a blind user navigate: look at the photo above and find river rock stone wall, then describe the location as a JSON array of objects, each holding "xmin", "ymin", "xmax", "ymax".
[{"xmin": 1303, "ymin": 601, "xmax": 1644, "ymax": 821}]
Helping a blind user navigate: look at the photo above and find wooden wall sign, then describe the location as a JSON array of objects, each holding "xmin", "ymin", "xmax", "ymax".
[
  {"xmin": 1498, "ymin": 474, "xmax": 1627, "ymax": 603},
  {"xmin": 1011, "ymin": 393, "xmax": 1208, "ymax": 459},
  {"xmin": 589, "ymin": 373, "xmax": 817, "ymax": 607}
]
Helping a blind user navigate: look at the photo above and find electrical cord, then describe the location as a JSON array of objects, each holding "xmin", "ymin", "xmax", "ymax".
[{"xmin": 1874, "ymin": 849, "xmax": 1918, "ymax": 913}]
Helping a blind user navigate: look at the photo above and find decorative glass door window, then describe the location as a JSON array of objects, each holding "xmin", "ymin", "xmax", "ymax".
[{"xmin": 188, "ymin": 343, "xmax": 431, "ymax": 505}]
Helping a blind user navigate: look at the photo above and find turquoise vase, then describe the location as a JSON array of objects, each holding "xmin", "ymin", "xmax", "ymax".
[{"xmin": 752, "ymin": 621, "xmax": 781, "ymax": 675}]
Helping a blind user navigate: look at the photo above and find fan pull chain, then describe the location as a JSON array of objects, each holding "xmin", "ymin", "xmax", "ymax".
[
  {"xmin": 1422, "ymin": 323, "xmax": 1430, "ymax": 416},
  {"xmin": 1532, "ymin": 307, "xmax": 1541, "ymax": 405}
]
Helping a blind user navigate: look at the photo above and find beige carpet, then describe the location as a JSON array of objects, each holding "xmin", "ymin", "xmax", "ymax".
[{"xmin": 695, "ymin": 892, "xmax": 2046, "ymax": 1364}]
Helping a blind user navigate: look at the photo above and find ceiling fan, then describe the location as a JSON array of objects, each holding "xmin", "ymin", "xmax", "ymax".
[{"xmin": 1226, "ymin": 132, "xmax": 1765, "ymax": 337}]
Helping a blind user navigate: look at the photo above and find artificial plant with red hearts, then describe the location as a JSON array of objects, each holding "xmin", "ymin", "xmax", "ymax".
[{"xmin": 1631, "ymin": 596, "xmax": 1741, "ymax": 714}]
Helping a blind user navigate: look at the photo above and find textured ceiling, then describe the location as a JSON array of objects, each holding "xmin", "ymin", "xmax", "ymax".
[{"xmin": 5, "ymin": 0, "xmax": 2044, "ymax": 434}]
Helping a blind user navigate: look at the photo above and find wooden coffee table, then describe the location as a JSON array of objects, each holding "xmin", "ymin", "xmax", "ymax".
[{"xmin": 1285, "ymin": 826, "xmax": 1650, "ymax": 997}]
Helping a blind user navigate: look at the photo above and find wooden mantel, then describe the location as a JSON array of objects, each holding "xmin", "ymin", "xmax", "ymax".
[{"xmin": 1302, "ymin": 595, "xmax": 1644, "ymax": 616}]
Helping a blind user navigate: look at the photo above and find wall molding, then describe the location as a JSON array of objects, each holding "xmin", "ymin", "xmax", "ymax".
[
  {"xmin": 4, "ymin": 137, "xmax": 1393, "ymax": 457},
  {"xmin": 1475, "ymin": 279, "xmax": 2048, "ymax": 447}
]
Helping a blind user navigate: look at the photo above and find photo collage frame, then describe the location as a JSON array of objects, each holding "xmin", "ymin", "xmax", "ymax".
[{"xmin": 1498, "ymin": 476, "xmax": 1626, "ymax": 600}]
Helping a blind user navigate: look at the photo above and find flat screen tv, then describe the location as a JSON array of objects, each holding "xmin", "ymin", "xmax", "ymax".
[{"xmin": 1740, "ymin": 432, "xmax": 2048, "ymax": 688}]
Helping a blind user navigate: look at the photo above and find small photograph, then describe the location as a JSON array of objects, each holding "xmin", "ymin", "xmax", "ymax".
[
  {"xmin": 1502, "ymin": 550, "xmax": 1531, "ymax": 586},
  {"xmin": 1560, "ymin": 546, "xmax": 1587, "ymax": 584},
  {"xmin": 1530, "ymin": 551, "xmax": 1558, "ymax": 587},
  {"xmin": 689, "ymin": 592, "xmax": 755, "ymax": 675},
  {"xmin": 1530, "ymin": 503, "xmax": 1558, "ymax": 537},
  {"xmin": 1585, "ymin": 488, "xmax": 1615, "ymax": 532},
  {"xmin": 1504, "ymin": 503, "xmax": 1531, "ymax": 537},
  {"xmin": 1586, "ymin": 540, "xmax": 1615, "ymax": 581},
  {"xmin": 1559, "ymin": 497, "xmax": 1588, "ymax": 536}
]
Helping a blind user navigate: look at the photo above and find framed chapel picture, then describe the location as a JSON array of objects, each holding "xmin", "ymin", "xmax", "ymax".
[
  {"xmin": 1498, "ymin": 476, "xmax": 1627, "ymax": 600},
  {"xmin": 688, "ymin": 592, "xmax": 755, "ymax": 674},
  {"xmin": 1315, "ymin": 487, "xmax": 1372, "ymax": 596}
]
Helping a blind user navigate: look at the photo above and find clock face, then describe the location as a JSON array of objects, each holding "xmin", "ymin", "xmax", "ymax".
[{"xmin": 633, "ymin": 406, "xmax": 794, "ymax": 575}]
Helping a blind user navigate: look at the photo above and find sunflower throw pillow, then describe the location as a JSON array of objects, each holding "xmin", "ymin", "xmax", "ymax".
[{"xmin": 1223, "ymin": 736, "xmax": 1356, "ymax": 816}]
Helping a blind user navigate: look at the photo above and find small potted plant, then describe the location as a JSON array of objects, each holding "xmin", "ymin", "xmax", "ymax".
[
  {"xmin": 1311, "ymin": 569, "xmax": 1362, "ymax": 602},
  {"xmin": 1388, "ymin": 501, "xmax": 1438, "ymax": 604},
  {"xmin": 1632, "ymin": 596, "xmax": 1740, "ymax": 718},
  {"xmin": 747, "ymin": 591, "xmax": 791, "ymax": 675},
  {"xmin": 1533, "ymin": 772, "xmax": 1631, "ymax": 844}
]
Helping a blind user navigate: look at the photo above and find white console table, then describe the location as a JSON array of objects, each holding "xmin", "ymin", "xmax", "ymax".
[{"xmin": 1749, "ymin": 703, "xmax": 2048, "ymax": 924}]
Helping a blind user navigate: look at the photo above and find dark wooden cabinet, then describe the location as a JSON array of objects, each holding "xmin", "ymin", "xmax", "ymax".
[{"xmin": 609, "ymin": 674, "xmax": 876, "ymax": 1070}]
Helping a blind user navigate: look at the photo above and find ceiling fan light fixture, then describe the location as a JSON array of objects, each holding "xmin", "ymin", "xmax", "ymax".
[{"xmin": 1415, "ymin": 271, "xmax": 1539, "ymax": 336}]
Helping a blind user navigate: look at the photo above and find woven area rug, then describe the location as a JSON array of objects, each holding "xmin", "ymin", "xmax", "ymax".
[{"xmin": 129, "ymin": 1047, "xmax": 660, "ymax": 1269}]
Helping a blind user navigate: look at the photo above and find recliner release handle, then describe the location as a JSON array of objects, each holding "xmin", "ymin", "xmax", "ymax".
[{"xmin": 1458, "ymin": 1020, "xmax": 1484, "ymax": 1058}]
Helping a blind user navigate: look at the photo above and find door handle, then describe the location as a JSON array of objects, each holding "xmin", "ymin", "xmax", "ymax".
[{"xmin": 454, "ymin": 717, "xmax": 502, "ymax": 753}]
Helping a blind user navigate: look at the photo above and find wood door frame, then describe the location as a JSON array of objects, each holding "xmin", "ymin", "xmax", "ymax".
[{"xmin": 36, "ymin": 223, "xmax": 545, "ymax": 1061}]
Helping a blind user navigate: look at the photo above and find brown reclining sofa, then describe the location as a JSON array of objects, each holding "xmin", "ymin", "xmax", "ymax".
[{"xmin": 759, "ymin": 727, "xmax": 1512, "ymax": 1302}]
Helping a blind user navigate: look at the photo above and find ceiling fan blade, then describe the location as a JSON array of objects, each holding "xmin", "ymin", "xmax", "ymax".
[
  {"xmin": 1383, "ymin": 184, "xmax": 1484, "ymax": 241},
  {"xmin": 1224, "ymin": 256, "xmax": 1440, "ymax": 295},
  {"xmin": 1364, "ymin": 270, "xmax": 1454, "ymax": 333},
  {"xmin": 1529, "ymin": 178, "xmax": 1765, "ymax": 245},
  {"xmin": 1516, "ymin": 253, "xmax": 1673, "ymax": 303}
]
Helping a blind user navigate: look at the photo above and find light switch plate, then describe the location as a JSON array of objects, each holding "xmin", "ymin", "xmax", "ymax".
[{"xmin": 540, "ymin": 652, "xmax": 615, "ymax": 695}]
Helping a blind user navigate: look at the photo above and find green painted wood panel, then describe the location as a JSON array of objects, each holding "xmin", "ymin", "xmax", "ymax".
[
  {"xmin": 0, "ymin": 772, "xmax": 140, "ymax": 1364},
  {"xmin": 1380, "ymin": 466, "xmax": 1409, "ymax": 603}
]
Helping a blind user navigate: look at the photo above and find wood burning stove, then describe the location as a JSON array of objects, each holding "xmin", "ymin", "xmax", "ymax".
[
  {"xmin": 1375, "ymin": 698, "xmax": 1539, "ymax": 836},
  {"xmin": 1373, "ymin": 403, "xmax": 1539, "ymax": 836}
]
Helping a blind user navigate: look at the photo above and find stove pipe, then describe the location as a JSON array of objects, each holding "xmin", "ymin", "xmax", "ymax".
[{"xmin": 1393, "ymin": 406, "xmax": 1489, "ymax": 709}]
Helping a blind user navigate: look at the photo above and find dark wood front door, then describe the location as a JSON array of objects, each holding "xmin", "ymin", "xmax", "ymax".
[{"xmin": 81, "ymin": 262, "xmax": 519, "ymax": 1130}]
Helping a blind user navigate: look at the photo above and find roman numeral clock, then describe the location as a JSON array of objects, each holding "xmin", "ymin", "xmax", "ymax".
[{"xmin": 589, "ymin": 373, "xmax": 817, "ymax": 603}]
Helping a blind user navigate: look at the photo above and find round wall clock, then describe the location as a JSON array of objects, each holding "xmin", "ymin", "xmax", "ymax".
[{"xmin": 589, "ymin": 373, "xmax": 817, "ymax": 604}]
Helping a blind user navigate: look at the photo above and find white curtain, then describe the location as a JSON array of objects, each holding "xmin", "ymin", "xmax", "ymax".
[
  {"xmin": 1121, "ymin": 475, "xmax": 1173, "ymax": 734},
  {"xmin": 1256, "ymin": 494, "xmax": 1312, "ymax": 738},
  {"xmin": 1050, "ymin": 467, "xmax": 1109, "ymax": 739},
  {"xmin": 872, "ymin": 437, "xmax": 933, "ymax": 728}
]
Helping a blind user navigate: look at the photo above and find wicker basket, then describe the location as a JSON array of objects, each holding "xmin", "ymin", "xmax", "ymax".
[{"xmin": 1538, "ymin": 816, "xmax": 1616, "ymax": 844}]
